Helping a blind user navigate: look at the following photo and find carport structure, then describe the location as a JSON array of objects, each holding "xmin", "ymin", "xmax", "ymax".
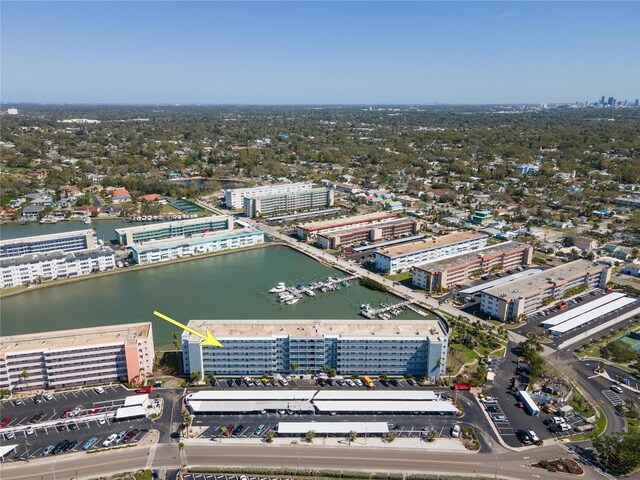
[
  {"xmin": 0, "ymin": 444, "xmax": 18, "ymax": 462},
  {"xmin": 185, "ymin": 390, "xmax": 317, "ymax": 414},
  {"xmin": 313, "ymin": 400, "xmax": 458, "ymax": 414},
  {"xmin": 277, "ymin": 422, "xmax": 389, "ymax": 435}
]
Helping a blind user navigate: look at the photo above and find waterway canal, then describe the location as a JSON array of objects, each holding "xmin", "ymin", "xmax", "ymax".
[{"xmin": 0, "ymin": 245, "xmax": 426, "ymax": 349}]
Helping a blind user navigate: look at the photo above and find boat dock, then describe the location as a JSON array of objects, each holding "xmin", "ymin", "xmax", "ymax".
[
  {"xmin": 359, "ymin": 300, "xmax": 416, "ymax": 319},
  {"xmin": 268, "ymin": 275, "xmax": 359, "ymax": 305}
]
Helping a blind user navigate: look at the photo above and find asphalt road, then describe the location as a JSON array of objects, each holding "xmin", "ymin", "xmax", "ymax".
[{"xmin": 0, "ymin": 442, "xmax": 605, "ymax": 480}]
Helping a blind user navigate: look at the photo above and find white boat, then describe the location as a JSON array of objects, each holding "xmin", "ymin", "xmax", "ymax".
[
  {"xmin": 83, "ymin": 217, "xmax": 91, "ymax": 224},
  {"xmin": 305, "ymin": 290, "xmax": 315, "ymax": 297},
  {"xmin": 269, "ymin": 282, "xmax": 287, "ymax": 293},
  {"xmin": 286, "ymin": 297, "xmax": 300, "ymax": 305}
]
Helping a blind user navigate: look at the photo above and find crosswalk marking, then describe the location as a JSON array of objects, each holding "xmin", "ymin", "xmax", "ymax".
[{"xmin": 602, "ymin": 389, "xmax": 623, "ymax": 406}]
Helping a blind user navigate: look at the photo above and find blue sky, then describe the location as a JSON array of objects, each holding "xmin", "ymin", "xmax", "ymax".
[{"xmin": 1, "ymin": 1, "xmax": 638, "ymax": 104}]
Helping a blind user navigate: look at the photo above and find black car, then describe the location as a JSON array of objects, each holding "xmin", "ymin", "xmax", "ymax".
[
  {"xmin": 55, "ymin": 423, "xmax": 66, "ymax": 432},
  {"xmin": 486, "ymin": 406, "xmax": 500, "ymax": 413},
  {"xmin": 68, "ymin": 422, "xmax": 79, "ymax": 430},
  {"xmin": 210, "ymin": 377, "xmax": 218, "ymax": 387},
  {"xmin": 226, "ymin": 379, "xmax": 234, "ymax": 387},
  {"xmin": 234, "ymin": 378, "xmax": 242, "ymax": 386},
  {"xmin": 390, "ymin": 379, "xmax": 400, "ymax": 387},
  {"xmin": 63, "ymin": 440, "xmax": 78, "ymax": 452},
  {"xmin": 52, "ymin": 440, "xmax": 69, "ymax": 455},
  {"xmin": 317, "ymin": 379, "xmax": 326, "ymax": 387},
  {"xmin": 516, "ymin": 430, "xmax": 532, "ymax": 445},
  {"xmin": 29, "ymin": 412, "xmax": 45, "ymax": 423},
  {"xmin": 326, "ymin": 379, "xmax": 335, "ymax": 386},
  {"xmin": 33, "ymin": 395, "xmax": 43, "ymax": 404},
  {"xmin": 122, "ymin": 428, "xmax": 139, "ymax": 443},
  {"xmin": 233, "ymin": 424, "xmax": 244, "ymax": 436},
  {"xmin": 380, "ymin": 379, "xmax": 390, "ymax": 387}
]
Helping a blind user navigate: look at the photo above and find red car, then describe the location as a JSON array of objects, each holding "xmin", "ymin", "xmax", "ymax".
[
  {"xmin": 60, "ymin": 408, "xmax": 72, "ymax": 418},
  {"xmin": 87, "ymin": 408, "xmax": 100, "ymax": 415},
  {"xmin": 221, "ymin": 424, "xmax": 234, "ymax": 437},
  {"xmin": 0, "ymin": 417, "xmax": 10, "ymax": 427}
]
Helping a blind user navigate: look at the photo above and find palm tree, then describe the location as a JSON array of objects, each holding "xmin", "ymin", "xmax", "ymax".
[
  {"xmin": 172, "ymin": 332, "xmax": 183, "ymax": 373},
  {"xmin": 19, "ymin": 370, "xmax": 30, "ymax": 391}
]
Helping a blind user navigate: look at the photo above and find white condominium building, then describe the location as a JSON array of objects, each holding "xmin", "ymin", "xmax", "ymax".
[
  {"xmin": 224, "ymin": 182, "xmax": 314, "ymax": 209},
  {"xmin": 183, "ymin": 319, "xmax": 449, "ymax": 381},
  {"xmin": 243, "ymin": 188, "xmax": 334, "ymax": 218},
  {"xmin": 374, "ymin": 232, "xmax": 488, "ymax": 274},
  {"xmin": 0, "ymin": 323, "xmax": 154, "ymax": 392},
  {"xmin": 114, "ymin": 215, "xmax": 233, "ymax": 246},
  {"xmin": 0, "ymin": 229, "xmax": 97, "ymax": 259},
  {"xmin": 0, "ymin": 246, "xmax": 116, "ymax": 288},
  {"xmin": 480, "ymin": 259, "xmax": 611, "ymax": 322},
  {"xmin": 130, "ymin": 228, "xmax": 264, "ymax": 264}
]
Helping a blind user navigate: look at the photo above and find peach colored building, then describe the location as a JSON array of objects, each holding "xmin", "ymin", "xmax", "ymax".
[{"xmin": 0, "ymin": 323, "xmax": 153, "ymax": 392}]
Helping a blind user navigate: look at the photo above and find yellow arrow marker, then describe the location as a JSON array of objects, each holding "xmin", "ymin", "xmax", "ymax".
[{"xmin": 153, "ymin": 310, "xmax": 223, "ymax": 348}]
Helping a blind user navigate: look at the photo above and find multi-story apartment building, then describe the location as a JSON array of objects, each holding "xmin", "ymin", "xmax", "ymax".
[
  {"xmin": 480, "ymin": 260, "xmax": 611, "ymax": 322},
  {"xmin": 296, "ymin": 212, "xmax": 398, "ymax": 240},
  {"xmin": 183, "ymin": 319, "xmax": 449, "ymax": 381},
  {"xmin": 316, "ymin": 218, "xmax": 418, "ymax": 250},
  {"xmin": 0, "ymin": 323, "xmax": 154, "ymax": 391},
  {"xmin": 0, "ymin": 247, "xmax": 116, "ymax": 288},
  {"xmin": 130, "ymin": 229, "xmax": 264, "ymax": 264},
  {"xmin": 614, "ymin": 196, "xmax": 640, "ymax": 209},
  {"xmin": 0, "ymin": 229, "xmax": 97, "ymax": 259},
  {"xmin": 243, "ymin": 188, "xmax": 334, "ymax": 218},
  {"xmin": 114, "ymin": 215, "xmax": 233, "ymax": 246},
  {"xmin": 225, "ymin": 182, "xmax": 314, "ymax": 209},
  {"xmin": 412, "ymin": 242, "xmax": 533, "ymax": 291},
  {"xmin": 374, "ymin": 232, "xmax": 488, "ymax": 274}
]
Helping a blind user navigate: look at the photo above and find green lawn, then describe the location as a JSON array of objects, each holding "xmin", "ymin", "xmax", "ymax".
[
  {"xmin": 384, "ymin": 271, "xmax": 413, "ymax": 282},
  {"xmin": 447, "ymin": 343, "xmax": 478, "ymax": 373}
]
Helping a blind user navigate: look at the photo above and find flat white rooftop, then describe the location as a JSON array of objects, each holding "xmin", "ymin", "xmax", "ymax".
[
  {"xmin": 0, "ymin": 229, "xmax": 94, "ymax": 247},
  {"xmin": 376, "ymin": 232, "xmax": 487, "ymax": 258},
  {"xmin": 541, "ymin": 293, "xmax": 626, "ymax": 327},
  {"xmin": 130, "ymin": 228, "xmax": 261, "ymax": 253},
  {"xmin": 187, "ymin": 400, "xmax": 315, "ymax": 413},
  {"xmin": 459, "ymin": 269, "xmax": 543, "ymax": 296},
  {"xmin": 114, "ymin": 215, "xmax": 230, "ymax": 235},
  {"xmin": 298, "ymin": 212, "xmax": 397, "ymax": 232},
  {"xmin": 313, "ymin": 390, "xmax": 438, "ymax": 401},
  {"xmin": 277, "ymin": 422, "xmax": 389, "ymax": 435},
  {"xmin": 0, "ymin": 323, "xmax": 151, "ymax": 356},
  {"xmin": 186, "ymin": 390, "xmax": 316, "ymax": 401},
  {"xmin": 483, "ymin": 260, "xmax": 605, "ymax": 300},
  {"xmin": 313, "ymin": 400, "xmax": 458, "ymax": 413},
  {"xmin": 185, "ymin": 319, "xmax": 446, "ymax": 342}
]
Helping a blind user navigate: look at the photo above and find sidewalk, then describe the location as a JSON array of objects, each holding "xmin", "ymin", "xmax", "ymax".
[{"xmin": 186, "ymin": 435, "xmax": 472, "ymax": 452}]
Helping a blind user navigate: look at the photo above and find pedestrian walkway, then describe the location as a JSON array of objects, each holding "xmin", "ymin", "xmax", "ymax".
[{"xmin": 601, "ymin": 389, "xmax": 624, "ymax": 406}]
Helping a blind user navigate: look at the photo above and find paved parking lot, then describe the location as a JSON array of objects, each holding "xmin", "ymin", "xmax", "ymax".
[
  {"xmin": 0, "ymin": 385, "xmax": 153, "ymax": 461},
  {"xmin": 601, "ymin": 389, "xmax": 624, "ymax": 406}
]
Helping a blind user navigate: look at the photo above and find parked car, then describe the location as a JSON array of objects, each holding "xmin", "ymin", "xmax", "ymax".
[
  {"xmin": 87, "ymin": 408, "xmax": 100, "ymax": 415},
  {"xmin": 93, "ymin": 387, "xmax": 105, "ymax": 394},
  {"xmin": 226, "ymin": 379, "xmax": 235, "ymax": 387},
  {"xmin": 82, "ymin": 437, "xmax": 98, "ymax": 450},
  {"xmin": 326, "ymin": 379, "xmax": 335, "ymax": 386},
  {"xmin": 122, "ymin": 429, "xmax": 139, "ymax": 443},
  {"xmin": 261, "ymin": 378, "xmax": 270, "ymax": 386},
  {"xmin": 69, "ymin": 407, "xmax": 82, "ymax": 417},
  {"xmin": 491, "ymin": 415, "xmax": 507, "ymax": 422},
  {"xmin": 13, "ymin": 398, "xmax": 24, "ymax": 406},
  {"xmin": 380, "ymin": 379, "xmax": 390, "ymax": 387},
  {"xmin": 41, "ymin": 445, "xmax": 55, "ymax": 456},
  {"xmin": 254, "ymin": 424, "xmax": 266, "ymax": 436},
  {"xmin": 234, "ymin": 378, "xmax": 242, "ymax": 386},
  {"xmin": 558, "ymin": 423, "xmax": 571, "ymax": 432},
  {"xmin": 55, "ymin": 422, "xmax": 66, "ymax": 431},
  {"xmin": 611, "ymin": 385, "xmax": 624, "ymax": 394},
  {"xmin": 346, "ymin": 379, "xmax": 355, "ymax": 387},
  {"xmin": 526, "ymin": 430, "xmax": 540, "ymax": 443},
  {"xmin": 221, "ymin": 424, "xmax": 234, "ymax": 437},
  {"xmin": 253, "ymin": 380, "xmax": 262, "ymax": 387},
  {"xmin": 354, "ymin": 379, "xmax": 363, "ymax": 387},
  {"xmin": 450, "ymin": 424, "xmax": 461, "ymax": 438},
  {"xmin": 68, "ymin": 422, "xmax": 79, "ymax": 430},
  {"xmin": 407, "ymin": 378, "xmax": 418, "ymax": 387},
  {"xmin": 52, "ymin": 440, "xmax": 69, "ymax": 455},
  {"xmin": 33, "ymin": 395, "xmax": 43, "ymax": 404},
  {"xmin": 114, "ymin": 430, "xmax": 128, "ymax": 444},
  {"xmin": 102, "ymin": 433, "xmax": 118, "ymax": 447},
  {"xmin": 0, "ymin": 417, "xmax": 11, "ymax": 428},
  {"xmin": 317, "ymin": 378, "xmax": 326, "ymax": 387},
  {"xmin": 43, "ymin": 394, "xmax": 54, "ymax": 401},
  {"xmin": 5, "ymin": 430, "xmax": 15, "ymax": 439},
  {"xmin": 390, "ymin": 379, "xmax": 400, "ymax": 387},
  {"xmin": 97, "ymin": 417, "xmax": 107, "ymax": 425},
  {"xmin": 210, "ymin": 377, "xmax": 218, "ymax": 387},
  {"xmin": 516, "ymin": 430, "xmax": 532, "ymax": 444},
  {"xmin": 278, "ymin": 378, "xmax": 289, "ymax": 386},
  {"xmin": 232, "ymin": 425, "xmax": 244, "ymax": 436},
  {"xmin": 60, "ymin": 408, "xmax": 72, "ymax": 418},
  {"xmin": 63, "ymin": 440, "xmax": 78, "ymax": 452},
  {"xmin": 29, "ymin": 412, "xmax": 45, "ymax": 424}
]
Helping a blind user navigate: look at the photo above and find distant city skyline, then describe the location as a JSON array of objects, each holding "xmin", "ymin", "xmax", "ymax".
[{"xmin": 1, "ymin": 1, "xmax": 638, "ymax": 104}]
